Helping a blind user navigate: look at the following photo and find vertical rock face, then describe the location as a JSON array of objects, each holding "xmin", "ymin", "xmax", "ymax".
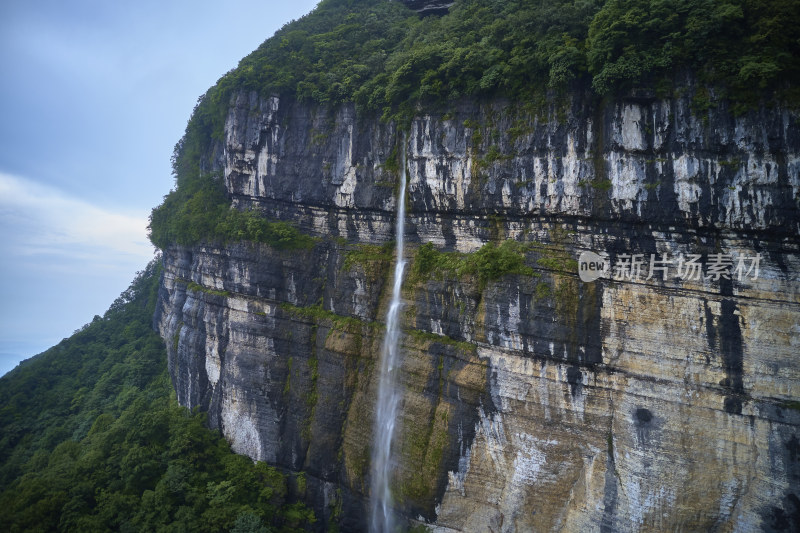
[
  {"xmin": 155, "ymin": 87, "xmax": 800, "ymax": 531},
  {"xmin": 396, "ymin": 0, "xmax": 454, "ymax": 16}
]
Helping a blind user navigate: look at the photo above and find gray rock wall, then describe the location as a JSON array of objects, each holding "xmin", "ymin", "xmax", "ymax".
[
  {"xmin": 155, "ymin": 87, "xmax": 800, "ymax": 531},
  {"xmin": 397, "ymin": 0, "xmax": 454, "ymax": 16}
]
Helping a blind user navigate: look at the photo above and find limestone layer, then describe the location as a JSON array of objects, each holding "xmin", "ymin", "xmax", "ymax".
[{"xmin": 155, "ymin": 87, "xmax": 800, "ymax": 531}]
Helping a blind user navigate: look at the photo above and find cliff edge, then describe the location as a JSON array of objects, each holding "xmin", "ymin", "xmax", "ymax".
[
  {"xmin": 150, "ymin": 0, "xmax": 800, "ymax": 530},
  {"xmin": 154, "ymin": 87, "xmax": 800, "ymax": 531}
]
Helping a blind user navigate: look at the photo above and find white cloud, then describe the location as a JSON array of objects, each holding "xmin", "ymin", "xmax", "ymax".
[
  {"xmin": 0, "ymin": 172, "xmax": 158, "ymax": 376},
  {"xmin": 0, "ymin": 172, "xmax": 154, "ymax": 261}
]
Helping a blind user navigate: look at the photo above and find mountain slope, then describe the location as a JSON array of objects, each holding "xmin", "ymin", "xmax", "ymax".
[{"xmin": 0, "ymin": 260, "xmax": 314, "ymax": 532}]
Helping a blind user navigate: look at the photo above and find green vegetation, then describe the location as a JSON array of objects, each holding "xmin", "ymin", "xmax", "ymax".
[
  {"xmin": 396, "ymin": 404, "xmax": 449, "ymax": 503},
  {"xmin": 392, "ymin": 349, "xmax": 451, "ymax": 505},
  {"xmin": 280, "ymin": 303, "xmax": 380, "ymax": 334},
  {"xmin": 294, "ymin": 472, "xmax": 307, "ymax": 497},
  {"xmin": 179, "ymin": 0, "xmax": 799, "ymax": 131},
  {"xmin": 381, "ymin": 145, "xmax": 402, "ymax": 174},
  {"xmin": 412, "ymin": 240, "xmax": 536, "ymax": 288},
  {"xmin": 186, "ymin": 280, "xmax": 232, "ymax": 297},
  {"xmin": 343, "ymin": 242, "xmax": 394, "ymax": 271},
  {"xmin": 407, "ymin": 329, "xmax": 476, "ymax": 355},
  {"xmin": 301, "ymin": 328, "xmax": 319, "ymax": 442},
  {"xmin": 782, "ymin": 400, "xmax": 800, "ymax": 412},
  {"xmin": 535, "ymin": 281, "xmax": 552, "ymax": 300},
  {"xmin": 284, "ymin": 357, "xmax": 294, "ymax": 398},
  {"xmin": 533, "ymin": 240, "xmax": 581, "ymax": 318},
  {"xmin": 149, "ymin": 173, "xmax": 315, "ymax": 251},
  {"xmin": 473, "ymin": 144, "xmax": 515, "ymax": 174},
  {"xmin": 151, "ymin": 0, "xmax": 799, "ymax": 250},
  {"xmin": 0, "ymin": 261, "xmax": 314, "ymax": 532},
  {"xmin": 579, "ymin": 177, "xmax": 613, "ymax": 192},
  {"xmin": 719, "ymin": 158, "xmax": 742, "ymax": 168},
  {"xmin": 591, "ymin": 179, "xmax": 612, "ymax": 192},
  {"xmin": 554, "ymin": 277, "xmax": 581, "ymax": 318},
  {"xmin": 587, "ymin": 0, "xmax": 799, "ymax": 99},
  {"xmin": 536, "ymin": 254, "xmax": 579, "ymax": 272}
]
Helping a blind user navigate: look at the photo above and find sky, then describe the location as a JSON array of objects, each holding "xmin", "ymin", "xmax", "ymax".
[{"xmin": 0, "ymin": 0, "xmax": 320, "ymax": 377}]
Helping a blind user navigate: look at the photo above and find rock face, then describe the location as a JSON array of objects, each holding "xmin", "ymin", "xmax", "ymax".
[
  {"xmin": 397, "ymin": 0, "xmax": 454, "ymax": 16},
  {"xmin": 155, "ymin": 86, "xmax": 800, "ymax": 531}
]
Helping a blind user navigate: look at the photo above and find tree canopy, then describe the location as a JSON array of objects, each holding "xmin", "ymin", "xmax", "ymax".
[
  {"xmin": 0, "ymin": 261, "xmax": 314, "ymax": 532},
  {"xmin": 150, "ymin": 0, "xmax": 800, "ymax": 249}
]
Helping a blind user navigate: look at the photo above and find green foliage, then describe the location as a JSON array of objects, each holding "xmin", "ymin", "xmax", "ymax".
[
  {"xmin": 381, "ymin": 145, "xmax": 401, "ymax": 174},
  {"xmin": 587, "ymin": 0, "xmax": 800, "ymax": 95},
  {"xmin": 356, "ymin": 0, "xmax": 601, "ymax": 113},
  {"xmin": 302, "ymin": 344, "xmax": 319, "ymax": 442},
  {"xmin": 149, "ymin": 172, "xmax": 316, "ymax": 250},
  {"xmin": 407, "ymin": 330, "xmax": 476, "ymax": 355},
  {"xmin": 343, "ymin": 242, "xmax": 394, "ymax": 271},
  {"xmin": 232, "ymin": 512, "xmax": 270, "ymax": 533},
  {"xmin": 155, "ymin": 0, "xmax": 799, "ymax": 251},
  {"xmin": 469, "ymin": 241, "xmax": 536, "ymax": 283},
  {"xmin": 186, "ymin": 280, "xmax": 231, "ymax": 297},
  {"xmin": 411, "ymin": 242, "xmax": 465, "ymax": 281},
  {"xmin": 0, "ymin": 261, "xmax": 314, "ymax": 532},
  {"xmin": 280, "ymin": 303, "xmax": 380, "ymax": 334},
  {"xmin": 535, "ymin": 282, "xmax": 552, "ymax": 300},
  {"xmin": 782, "ymin": 400, "xmax": 800, "ymax": 412},
  {"xmin": 536, "ymin": 253, "xmax": 579, "ymax": 272},
  {"xmin": 295, "ymin": 472, "xmax": 307, "ymax": 496},
  {"xmin": 172, "ymin": 0, "xmax": 797, "ymax": 125},
  {"xmin": 412, "ymin": 240, "xmax": 536, "ymax": 288},
  {"xmin": 474, "ymin": 144, "xmax": 514, "ymax": 173},
  {"xmin": 590, "ymin": 179, "xmax": 612, "ymax": 192}
]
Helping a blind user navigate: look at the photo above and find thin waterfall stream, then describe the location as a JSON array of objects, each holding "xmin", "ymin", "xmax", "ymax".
[{"xmin": 369, "ymin": 138, "xmax": 407, "ymax": 533}]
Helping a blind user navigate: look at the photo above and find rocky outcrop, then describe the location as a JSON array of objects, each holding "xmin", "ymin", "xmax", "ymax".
[
  {"xmin": 397, "ymin": 0, "xmax": 454, "ymax": 16},
  {"xmin": 155, "ymin": 85, "xmax": 800, "ymax": 531}
]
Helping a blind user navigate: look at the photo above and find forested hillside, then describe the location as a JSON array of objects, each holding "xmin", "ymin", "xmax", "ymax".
[
  {"xmin": 0, "ymin": 260, "xmax": 314, "ymax": 532},
  {"xmin": 150, "ymin": 0, "xmax": 800, "ymax": 251}
]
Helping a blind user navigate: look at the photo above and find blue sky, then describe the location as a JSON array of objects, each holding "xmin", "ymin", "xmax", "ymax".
[{"xmin": 0, "ymin": 0, "xmax": 319, "ymax": 376}]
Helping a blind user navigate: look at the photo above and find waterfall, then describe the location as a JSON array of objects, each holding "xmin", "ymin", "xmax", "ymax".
[{"xmin": 370, "ymin": 138, "xmax": 407, "ymax": 533}]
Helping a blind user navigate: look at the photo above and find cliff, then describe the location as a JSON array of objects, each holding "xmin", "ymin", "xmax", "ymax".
[
  {"xmin": 153, "ymin": 83, "xmax": 800, "ymax": 531},
  {"xmin": 398, "ymin": 0, "xmax": 454, "ymax": 16}
]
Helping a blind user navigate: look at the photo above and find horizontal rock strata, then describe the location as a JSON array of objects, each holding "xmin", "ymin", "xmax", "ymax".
[{"xmin": 156, "ymin": 87, "xmax": 800, "ymax": 531}]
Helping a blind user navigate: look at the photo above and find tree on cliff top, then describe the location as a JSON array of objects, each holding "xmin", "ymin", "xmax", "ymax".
[{"xmin": 149, "ymin": 0, "xmax": 800, "ymax": 250}]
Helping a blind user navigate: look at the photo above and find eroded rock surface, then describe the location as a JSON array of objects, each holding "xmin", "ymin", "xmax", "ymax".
[
  {"xmin": 156, "ymin": 87, "xmax": 800, "ymax": 531},
  {"xmin": 397, "ymin": 0, "xmax": 454, "ymax": 16}
]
